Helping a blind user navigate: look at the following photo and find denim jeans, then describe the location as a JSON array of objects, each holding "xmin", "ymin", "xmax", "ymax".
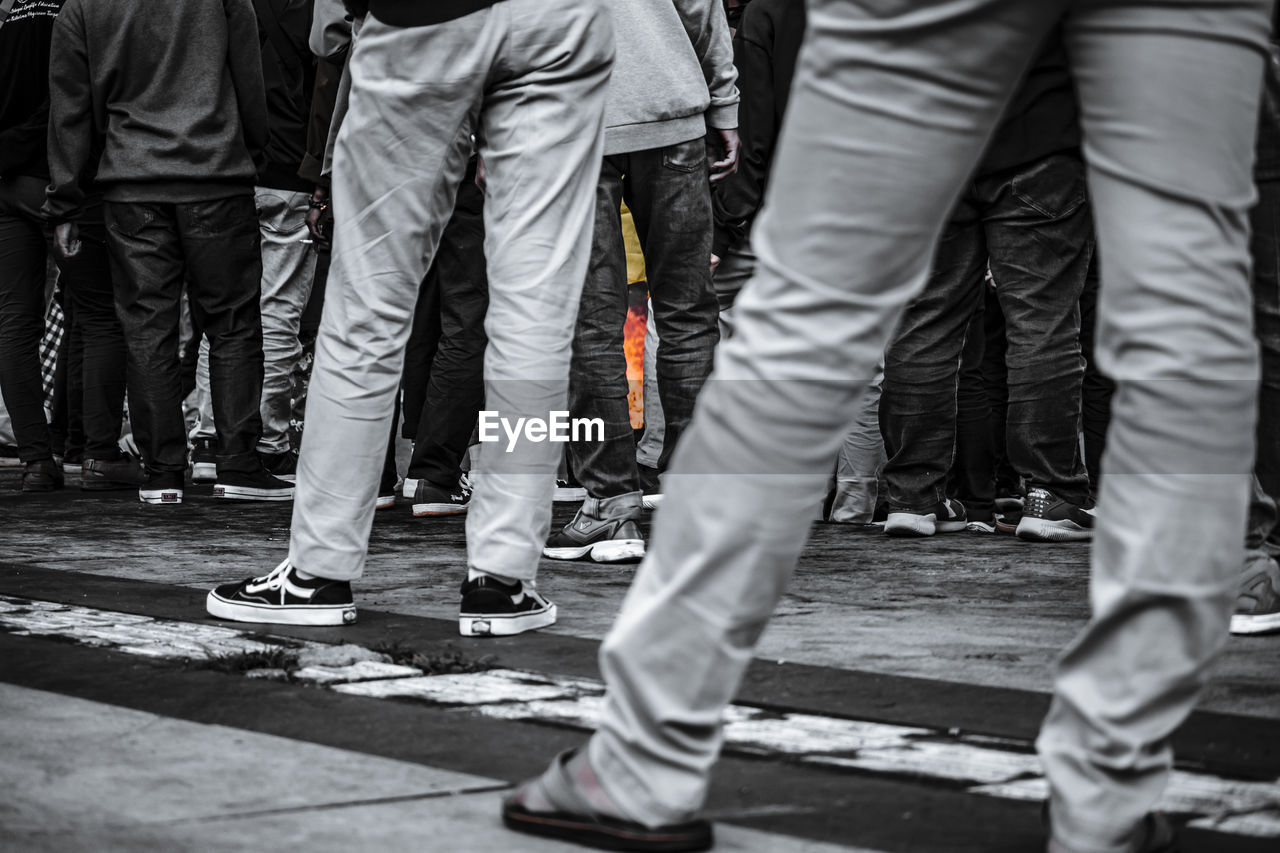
[
  {"xmin": 949, "ymin": 299, "xmax": 998, "ymax": 516},
  {"xmin": 1249, "ymin": 177, "xmax": 1280, "ymax": 556},
  {"xmin": 568, "ymin": 140, "xmax": 719, "ymax": 501},
  {"xmin": 0, "ymin": 176, "xmax": 125, "ymax": 462},
  {"xmin": 406, "ymin": 171, "xmax": 488, "ymax": 491},
  {"xmin": 106, "ymin": 196, "xmax": 265, "ymax": 475},
  {"xmin": 881, "ymin": 151, "xmax": 1095, "ymax": 511},
  {"xmin": 191, "ymin": 187, "xmax": 317, "ymax": 453}
]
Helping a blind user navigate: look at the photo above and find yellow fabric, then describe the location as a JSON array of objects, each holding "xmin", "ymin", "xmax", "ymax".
[{"xmin": 621, "ymin": 202, "xmax": 646, "ymax": 284}]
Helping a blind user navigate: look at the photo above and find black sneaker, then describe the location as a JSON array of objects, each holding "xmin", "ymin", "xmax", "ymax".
[
  {"xmin": 639, "ymin": 464, "xmax": 663, "ymax": 510},
  {"xmin": 82, "ymin": 456, "xmax": 144, "ymax": 491},
  {"xmin": 1231, "ymin": 557, "xmax": 1280, "ymax": 635},
  {"xmin": 206, "ymin": 559, "xmax": 356, "ymax": 626},
  {"xmin": 965, "ymin": 507, "xmax": 998, "ymax": 534},
  {"xmin": 260, "ymin": 448, "xmax": 298, "ymax": 482},
  {"xmin": 544, "ymin": 513, "xmax": 645, "ymax": 563},
  {"xmin": 190, "ymin": 438, "xmax": 217, "ymax": 483},
  {"xmin": 883, "ymin": 498, "xmax": 967, "ymax": 537},
  {"xmin": 1016, "ymin": 487, "xmax": 1094, "ymax": 542},
  {"xmin": 459, "ymin": 574, "xmax": 556, "ymax": 637},
  {"xmin": 413, "ymin": 479, "xmax": 470, "ymax": 517},
  {"xmin": 213, "ymin": 467, "xmax": 295, "ymax": 501},
  {"xmin": 139, "ymin": 470, "xmax": 184, "ymax": 505},
  {"xmin": 0, "ymin": 445, "xmax": 21, "ymax": 468},
  {"xmin": 377, "ymin": 465, "xmax": 399, "ymax": 510}
]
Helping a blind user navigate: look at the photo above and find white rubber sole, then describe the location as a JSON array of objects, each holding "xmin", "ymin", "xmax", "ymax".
[
  {"xmin": 401, "ymin": 478, "xmax": 420, "ymax": 499},
  {"xmin": 965, "ymin": 521, "xmax": 997, "ymax": 534},
  {"xmin": 459, "ymin": 603, "xmax": 557, "ymax": 637},
  {"xmin": 273, "ymin": 473, "xmax": 297, "ymax": 483},
  {"xmin": 375, "ymin": 494, "xmax": 396, "ymax": 510},
  {"xmin": 213, "ymin": 484, "xmax": 295, "ymax": 501},
  {"xmin": 1230, "ymin": 611, "xmax": 1280, "ymax": 635},
  {"xmin": 191, "ymin": 462, "xmax": 217, "ymax": 483},
  {"xmin": 412, "ymin": 502, "xmax": 468, "ymax": 517},
  {"xmin": 1015, "ymin": 517, "xmax": 1092, "ymax": 542},
  {"xmin": 641, "ymin": 493, "xmax": 663, "ymax": 510},
  {"xmin": 206, "ymin": 591, "xmax": 357, "ymax": 626},
  {"xmin": 883, "ymin": 512, "xmax": 966, "ymax": 537},
  {"xmin": 139, "ymin": 488, "xmax": 183, "ymax": 505},
  {"xmin": 543, "ymin": 539, "xmax": 645, "ymax": 563}
]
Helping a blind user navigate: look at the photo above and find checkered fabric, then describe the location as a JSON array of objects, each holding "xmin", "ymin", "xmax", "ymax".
[{"xmin": 39, "ymin": 291, "xmax": 66, "ymax": 413}]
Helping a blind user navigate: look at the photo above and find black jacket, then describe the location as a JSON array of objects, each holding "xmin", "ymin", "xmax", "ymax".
[
  {"xmin": 0, "ymin": 0, "xmax": 62, "ymax": 179},
  {"xmin": 711, "ymin": 0, "xmax": 804, "ymax": 258},
  {"xmin": 44, "ymin": 0, "xmax": 268, "ymax": 221},
  {"xmin": 254, "ymin": 0, "xmax": 315, "ymax": 192}
]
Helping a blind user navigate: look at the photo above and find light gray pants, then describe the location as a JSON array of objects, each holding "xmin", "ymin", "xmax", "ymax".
[
  {"xmin": 192, "ymin": 187, "xmax": 316, "ymax": 453},
  {"xmin": 288, "ymin": 1, "xmax": 613, "ymax": 582},
  {"xmin": 586, "ymin": 3, "xmax": 1267, "ymax": 852},
  {"xmin": 636, "ymin": 305, "xmax": 664, "ymax": 470}
]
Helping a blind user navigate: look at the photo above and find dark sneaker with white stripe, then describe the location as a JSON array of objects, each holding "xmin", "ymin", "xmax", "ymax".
[
  {"xmin": 207, "ymin": 559, "xmax": 356, "ymax": 626},
  {"xmin": 459, "ymin": 575, "xmax": 556, "ymax": 637},
  {"xmin": 213, "ymin": 467, "xmax": 295, "ymax": 501},
  {"xmin": 413, "ymin": 479, "xmax": 471, "ymax": 517},
  {"xmin": 1231, "ymin": 557, "xmax": 1280, "ymax": 635},
  {"xmin": 260, "ymin": 448, "xmax": 299, "ymax": 482},
  {"xmin": 139, "ymin": 470, "xmax": 184, "ymax": 505},
  {"xmin": 190, "ymin": 438, "xmax": 217, "ymax": 483},
  {"xmin": 1016, "ymin": 487, "xmax": 1094, "ymax": 542},
  {"xmin": 884, "ymin": 498, "xmax": 968, "ymax": 537}
]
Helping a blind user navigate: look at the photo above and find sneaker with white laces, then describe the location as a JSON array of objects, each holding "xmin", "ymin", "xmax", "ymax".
[
  {"xmin": 459, "ymin": 574, "xmax": 556, "ymax": 637},
  {"xmin": 213, "ymin": 467, "xmax": 295, "ymax": 501},
  {"xmin": 139, "ymin": 470, "xmax": 184, "ymax": 505},
  {"xmin": 1231, "ymin": 556, "xmax": 1280, "ymax": 635},
  {"xmin": 206, "ymin": 559, "xmax": 356, "ymax": 626},
  {"xmin": 1016, "ymin": 487, "xmax": 1094, "ymax": 542},
  {"xmin": 190, "ymin": 438, "xmax": 217, "ymax": 483},
  {"xmin": 413, "ymin": 480, "xmax": 471, "ymax": 517},
  {"xmin": 884, "ymin": 498, "xmax": 968, "ymax": 537}
]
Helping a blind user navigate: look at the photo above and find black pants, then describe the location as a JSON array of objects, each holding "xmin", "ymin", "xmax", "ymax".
[
  {"xmin": 105, "ymin": 196, "xmax": 265, "ymax": 475},
  {"xmin": 0, "ymin": 175, "xmax": 125, "ymax": 462},
  {"xmin": 404, "ymin": 172, "xmax": 488, "ymax": 490}
]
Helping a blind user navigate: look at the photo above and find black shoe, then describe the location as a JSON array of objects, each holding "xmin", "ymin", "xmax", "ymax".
[
  {"xmin": 259, "ymin": 448, "xmax": 298, "ymax": 482},
  {"xmin": 413, "ymin": 479, "xmax": 470, "ymax": 517},
  {"xmin": 62, "ymin": 449, "xmax": 84, "ymax": 474},
  {"xmin": 139, "ymin": 470, "xmax": 184, "ymax": 505},
  {"xmin": 190, "ymin": 438, "xmax": 217, "ymax": 483},
  {"xmin": 544, "ymin": 512, "xmax": 645, "ymax": 563},
  {"xmin": 638, "ymin": 464, "xmax": 663, "ymax": 509},
  {"xmin": 213, "ymin": 467, "xmax": 295, "ymax": 501},
  {"xmin": 883, "ymin": 498, "xmax": 967, "ymax": 537},
  {"xmin": 82, "ymin": 456, "xmax": 144, "ymax": 491},
  {"xmin": 207, "ymin": 559, "xmax": 356, "ymax": 626},
  {"xmin": 22, "ymin": 459, "xmax": 65, "ymax": 492},
  {"xmin": 377, "ymin": 466, "xmax": 399, "ymax": 510},
  {"xmin": 1016, "ymin": 487, "xmax": 1094, "ymax": 542},
  {"xmin": 459, "ymin": 575, "xmax": 556, "ymax": 637}
]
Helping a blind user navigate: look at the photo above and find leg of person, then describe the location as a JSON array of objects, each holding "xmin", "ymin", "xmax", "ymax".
[
  {"xmin": 255, "ymin": 188, "xmax": 317, "ymax": 475},
  {"xmin": 636, "ymin": 303, "xmax": 664, "ymax": 484},
  {"xmin": 507, "ymin": 0, "xmax": 1067, "ymax": 838},
  {"xmin": 712, "ymin": 237, "xmax": 756, "ymax": 339},
  {"xmin": 0, "ymin": 176, "xmax": 59, "ymax": 488},
  {"xmin": 105, "ymin": 201, "xmax": 190, "ymax": 504},
  {"xmin": 460, "ymin": 0, "xmax": 615, "ymax": 634},
  {"xmin": 177, "ymin": 195, "xmax": 287, "ymax": 501},
  {"xmin": 627, "ymin": 142, "xmax": 720, "ymax": 479},
  {"xmin": 399, "ymin": 268, "xmax": 443, "ymax": 497},
  {"xmin": 410, "ymin": 169, "xmax": 488, "ymax": 518},
  {"xmin": 880, "ymin": 209, "xmax": 987, "ymax": 536},
  {"xmin": 57, "ymin": 201, "xmax": 136, "ymax": 489},
  {"xmin": 1037, "ymin": 4, "xmax": 1270, "ymax": 851},
  {"xmin": 1077, "ymin": 259, "xmax": 1112, "ymax": 497},
  {"xmin": 981, "ymin": 153, "xmax": 1096, "ymax": 542},
  {"xmin": 208, "ymin": 10, "xmax": 501, "ymax": 627},
  {"xmin": 550, "ymin": 159, "xmax": 647, "ymax": 565},
  {"xmin": 950, "ymin": 303, "xmax": 999, "ymax": 531},
  {"xmin": 982, "ymin": 284, "xmax": 1020, "ymax": 506},
  {"xmin": 828, "ymin": 366, "xmax": 887, "ymax": 525}
]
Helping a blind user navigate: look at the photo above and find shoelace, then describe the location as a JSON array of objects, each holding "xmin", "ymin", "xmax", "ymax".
[{"xmin": 248, "ymin": 558, "xmax": 292, "ymax": 591}]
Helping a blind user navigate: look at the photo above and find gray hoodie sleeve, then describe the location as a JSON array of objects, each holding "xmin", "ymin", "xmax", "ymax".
[
  {"xmin": 676, "ymin": 0, "xmax": 740, "ymax": 129},
  {"xmin": 225, "ymin": 0, "xmax": 269, "ymax": 174},
  {"xmin": 43, "ymin": 0, "xmax": 92, "ymax": 223}
]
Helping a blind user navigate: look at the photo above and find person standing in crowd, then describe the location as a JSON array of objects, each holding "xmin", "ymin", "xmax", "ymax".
[
  {"xmin": 504, "ymin": 3, "xmax": 1270, "ymax": 853},
  {"xmin": 0, "ymin": 0, "xmax": 136, "ymax": 494},
  {"xmin": 544, "ymin": 0, "xmax": 739, "ymax": 564},
  {"xmin": 189, "ymin": 0, "xmax": 319, "ymax": 486},
  {"xmin": 206, "ymin": 0, "xmax": 614, "ymax": 635},
  {"xmin": 879, "ymin": 35, "xmax": 1096, "ymax": 541},
  {"xmin": 45, "ymin": 0, "xmax": 294, "ymax": 505}
]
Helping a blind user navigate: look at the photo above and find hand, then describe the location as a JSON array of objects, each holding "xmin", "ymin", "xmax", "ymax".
[
  {"xmin": 475, "ymin": 157, "xmax": 487, "ymax": 192},
  {"xmin": 54, "ymin": 222, "xmax": 81, "ymax": 259},
  {"xmin": 307, "ymin": 188, "xmax": 330, "ymax": 245},
  {"xmin": 710, "ymin": 253, "xmax": 721, "ymax": 276},
  {"xmin": 709, "ymin": 128, "xmax": 740, "ymax": 183}
]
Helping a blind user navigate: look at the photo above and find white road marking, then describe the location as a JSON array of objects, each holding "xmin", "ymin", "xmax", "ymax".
[{"xmin": 2, "ymin": 594, "xmax": 1278, "ymax": 837}]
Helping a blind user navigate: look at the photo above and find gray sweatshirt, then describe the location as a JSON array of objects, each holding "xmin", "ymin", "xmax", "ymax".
[{"xmin": 603, "ymin": 0, "xmax": 739, "ymax": 155}]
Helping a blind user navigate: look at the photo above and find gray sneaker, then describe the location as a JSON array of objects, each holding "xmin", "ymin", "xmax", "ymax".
[{"xmin": 544, "ymin": 492, "xmax": 645, "ymax": 563}]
